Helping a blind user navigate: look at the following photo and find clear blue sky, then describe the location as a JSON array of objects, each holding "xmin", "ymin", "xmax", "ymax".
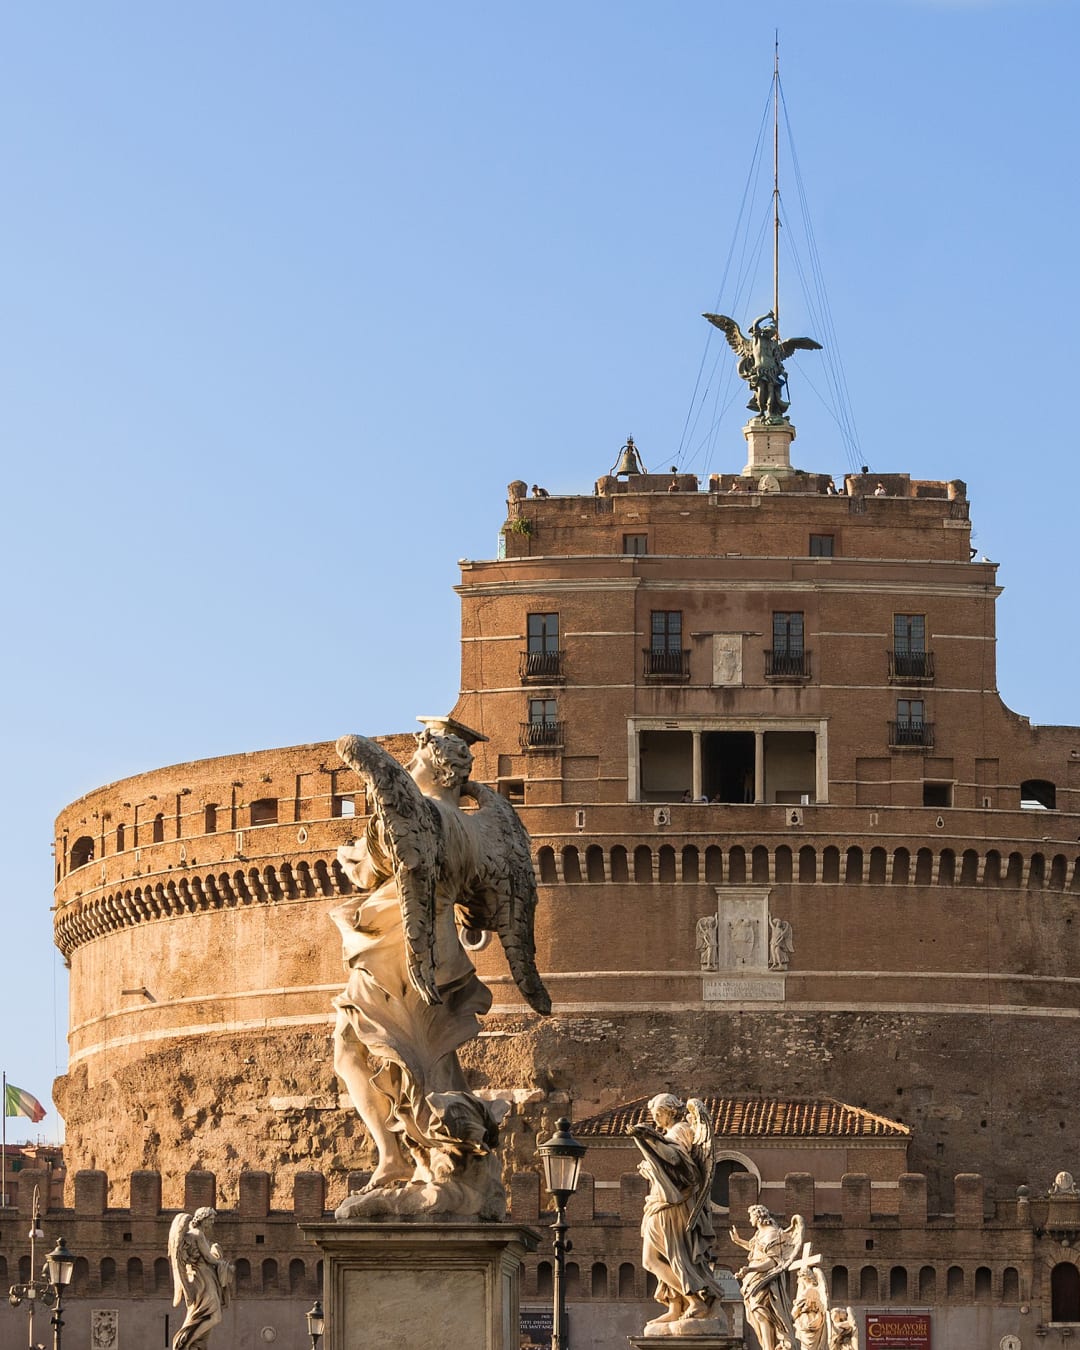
[{"xmin": 2, "ymin": 0, "xmax": 1077, "ymax": 1139}]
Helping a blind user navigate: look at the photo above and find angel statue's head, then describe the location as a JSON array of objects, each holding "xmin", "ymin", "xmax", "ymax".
[
  {"xmin": 748, "ymin": 1203, "xmax": 773, "ymax": 1228},
  {"xmin": 647, "ymin": 1093, "xmax": 683, "ymax": 1128},
  {"xmin": 412, "ymin": 728, "xmax": 473, "ymax": 792},
  {"xmin": 192, "ymin": 1206, "xmax": 217, "ymax": 1229}
]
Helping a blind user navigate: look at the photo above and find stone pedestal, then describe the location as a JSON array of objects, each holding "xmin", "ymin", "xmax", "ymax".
[
  {"xmin": 742, "ymin": 419, "xmax": 796, "ymax": 478},
  {"xmin": 301, "ymin": 1221, "xmax": 538, "ymax": 1350},
  {"xmin": 629, "ymin": 1335, "xmax": 744, "ymax": 1349}
]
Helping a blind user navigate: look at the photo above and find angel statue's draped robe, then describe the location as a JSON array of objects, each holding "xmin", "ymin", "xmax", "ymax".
[{"xmin": 331, "ymin": 798, "xmax": 498, "ymax": 1168}]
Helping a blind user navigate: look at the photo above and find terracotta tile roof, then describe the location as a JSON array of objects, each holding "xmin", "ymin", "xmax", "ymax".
[{"xmin": 573, "ymin": 1095, "xmax": 910, "ymax": 1140}]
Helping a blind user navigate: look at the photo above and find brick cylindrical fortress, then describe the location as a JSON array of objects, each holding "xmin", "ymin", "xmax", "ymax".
[{"xmin": 54, "ymin": 465, "xmax": 1080, "ymax": 1207}]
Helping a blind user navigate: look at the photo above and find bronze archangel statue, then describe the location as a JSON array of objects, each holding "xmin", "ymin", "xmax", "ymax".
[
  {"xmin": 703, "ymin": 310, "xmax": 822, "ymax": 424},
  {"xmin": 330, "ymin": 725, "xmax": 550, "ymax": 1220},
  {"xmin": 629, "ymin": 1095, "xmax": 729, "ymax": 1335}
]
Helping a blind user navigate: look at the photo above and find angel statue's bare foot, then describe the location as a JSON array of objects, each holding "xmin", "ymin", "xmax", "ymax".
[{"xmin": 363, "ymin": 1160, "xmax": 413, "ymax": 1190}]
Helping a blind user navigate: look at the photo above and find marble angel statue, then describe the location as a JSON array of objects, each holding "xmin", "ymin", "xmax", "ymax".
[
  {"xmin": 703, "ymin": 310, "xmax": 821, "ymax": 423},
  {"xmin": 629, "ymin": 1094, "xmax": 728, "ymax": 1335},
  {"xmin": 168, "ymin": 1208, "xmax": 233, "ymax": 1350},
  {"xmin": 330, "ymin": 724, "xmax": 550, "ymax": 1220},
  {"xmin": 730, "ymin": 1204, "xmax": 807, "ymax": 1350}
]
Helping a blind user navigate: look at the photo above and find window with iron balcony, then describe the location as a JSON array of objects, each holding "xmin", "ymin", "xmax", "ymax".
[{"xmin": 643, "ymin": 610, "xmax": 690, "ymax": 680}]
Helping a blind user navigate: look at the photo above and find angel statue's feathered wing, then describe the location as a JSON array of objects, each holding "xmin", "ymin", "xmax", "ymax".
[
  {"xmin": 168, "ymin": 1212, "xmax": 195, "ymax": 1309},
  {"xmin": 335, "ymin": 733, "xmax": 551, "ymax": 1016},
  {"xmin": 685, "ymin": 1098, "xmax": 715, "ymax": 1232},
  {"xmin": 702, "ymin": 313, "xmax": 752, "ymax": 358}
]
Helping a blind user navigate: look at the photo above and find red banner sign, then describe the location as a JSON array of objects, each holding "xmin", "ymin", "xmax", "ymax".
[{"xmin": 865, "ymin": 1312, "xmax": 932, "ymax": 1348}]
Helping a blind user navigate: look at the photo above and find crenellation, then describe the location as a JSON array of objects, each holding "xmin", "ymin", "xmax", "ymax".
[{"xmin": 184, "ymin": 1168, "xmax": 216, "ymax": 1212}]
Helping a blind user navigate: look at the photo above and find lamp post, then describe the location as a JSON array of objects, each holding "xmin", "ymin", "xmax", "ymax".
[
  {"xmin": 44, "ymin": 1238, "xmax": 74, "ymax": 1350},
  {"xmin": 7, "ymin": 1185, "xmax": 54, "ymax": 1350},
  {"xmin": 536, "ymin": 1117, "xmax": 586, "ymax": 1350},
  {"xmin": 306, "ymin": 1298, "xmax": 325, "ymax": 1350}
]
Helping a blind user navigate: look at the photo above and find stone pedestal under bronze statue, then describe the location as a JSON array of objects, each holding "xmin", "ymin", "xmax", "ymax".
[{"xmin": 301, "ymin": 1222, "xmax": 538, "ymax": 1350}]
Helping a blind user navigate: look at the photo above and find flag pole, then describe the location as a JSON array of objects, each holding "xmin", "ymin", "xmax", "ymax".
[{"xmin": 2, "ymin": 1070, "xmax": 7, "ymax": 1208}]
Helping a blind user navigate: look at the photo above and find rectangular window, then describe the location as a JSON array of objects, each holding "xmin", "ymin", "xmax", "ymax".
[
  {"xmin": 809, "ymin": 534, "xmax": 834, "ymax": 557},
  {"xmin": 249, "ymin": 798, "xmax": 279, "ymax": 826},
  {"xmin": 332, "ymin": 795, "xmax": 356, "ymax": 818},
  {"xmin": 772, "ymin": 612, "xmax": 804, "ymax": 655},
  {"xmin": 650, "ymin": 611, "xmax": 682, "ymax": 653},
  {"xmin": 623, "ymin": 533, "xmax": 648, "ymax": 555},
  {"xmin": 527, "ymin": 613, "xmax": 559, "ymax": 654},
  {"xmin": 923, "ymin": 782, "xmax": 952, "ymax": 807},
  {"xmin": 897, "ymin": 699, "xmax": 924, "ymax": 726},
  {"xmin": 894, "ymin": 614, "xmax": 926, "ymax": 654},
  {"xmin": 529, "ymin": 698, "xmax": 557, "ymax": 726}
]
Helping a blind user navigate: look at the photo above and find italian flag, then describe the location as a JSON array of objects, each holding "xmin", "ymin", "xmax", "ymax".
[{"xmin": 4, "ymin": 1082, "xmax": 46, "ymax": 1122}]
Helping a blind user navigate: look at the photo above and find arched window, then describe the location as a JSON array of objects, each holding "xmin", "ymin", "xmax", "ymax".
[
  {"xmin": 537, "ymin": 847, "xmax": 557, "ymax": 884},
  {"xmin": 634, "ymin": 845, "xmax": 652, "ymax": 882},
  {"xmin": 610, "ymin": 845, "xmax": 629, "ymax": 882},
  {"xmin": 1051, "ymin": 855, "xmax": 1069, "ymax": 889},
  {"xmin": 821, "ymin": 846, "xmax": 839, "ymax": 883},
  {"xmin": 1021, "ymin": 779, "xmax": 1056, "ymax": 810},
  {"xmin": 289, "ymin": 1258, "xmax": 306, "ymax": 1293},
  {"xmin": 658, "ymin": 845, "xmax": 676, "ymax": 883},
  {"xmin": 831, "ymin": 1266, "xmax": 849, "ymax": 1301},
  {"xmin": 537, "ymin": 1261, "xmax": 553, "ymax": 1297},
  {"xmin": 235, "ymin": 1258, "xmax": 252, "ymax": 1292},
  {"xmin": 728, "ymin": 846, "xmax": 746, "ymax": 885},
  {"xmin": 845, "ymin": 846, "xmax": 863, "ymax": 883},
  {"xmin": 892, "ymin": 847, "xmax": 910, "ymax": 885},
  {"xmin": 984, "ymin": 850, "xmax": 1001, "ymax": 885},
  {"xmin": 645, "ymin": 1272, "xmax": 658, "ymax": 1297},
  {"xmin": 591, "ymin": 1262, "xmax": 607, "ymax": 1298},
  {"xmin": 565, "ymin": 1261, "xmax": 581, "ymax": 1297},
  {"xmin": 799, "ymin": 846, "xmax": 816, "ymax": 883},
  {"xmin": 1005, "ymin": 851, "xmax": 1023, "ymax": 888},
  {"xmin": 1052, "ymin": 1263, "xmax": 1080, "ymax": 1322},
  {"xmin": 152, "ymin": 813, "xmax": 165, "ymax": 843},
  {"xmin": 946, "ymin": 1265, "xmax": 964, "ymax": 1300},
  {"xmin": 1029, "ymin": 853, "xmax": 1045, "ymax": 887},
  {"xmin": 938, "ymin": 849, "xmax": 955, "ymax": 885},
  {"xmin": 618, "ymin": 1262, "xmax": 636, "ymax": 1297},
  {"xmin": 918, "ymin": 1266, "xmax": 936, "ymax": 1301},
  {"xmin": 250, "ymin": 798, "xmax": 278, "ymax": 827},
  {"xmin": 752, "ymin": 845, "xmax": 769, "ymax": 883},
  {"xmin": 73, "ymin": 1257, "xmax": 90, "ymax": 1295},
  {"xmin": 562, "ymin": 846, "xmax": 582, "ymax": 883},
  {"xmin": 868, "ymin": 847, "xmax": 887, "ymax": 884},
  {"xmin": 262, "ymin": 1258, "xmax": 278, "ymax": 1291},
  {"xmin": 774, "ymin": 846, "xmax": 792, "ymax": 883},
  {"xmin": 705, "ymin": 846, "xmax": 723, "ymax": 883},
  {"xmin": 889, "ymin": 1266, "xmax": 907, "ymax": 1300},
  {"xmin": 100, "ymin": 1257, "xmax": 117, "ymax": 1291},
  {"xmin": 960, "ymin": 849, "xmax": 979, "ymax": 885},
  {"xmin": 204, "ymin": 803, "xmax": 218, "ymax": 834},
  {"xmin": 115, "ymin": 823, "xmax": 126, "ymax": 853},
  {"xmin": 154, "ymin": 1257, "xmax": 170, "ymax": 1292},
  {"xmin": 585, "ymin": 845, "xmax": 605, "ymax": 882},
  {"xmin": 914, "ymin": 848, "xmax": 933, "ymax": 885},
  {"xmin": 682, "ymin": 845, "xmax": 700, "ymax": 882},
  {"xmin": 710, "ymin": 1158, "xmax": 751, "ymax": 1208},
  {"xmin": 70, "ymin": 836, "xmax": 95, "ymax": 870},
  {"xmin": 859, "ymin": 1266, "xmax": 878, "ymax": 1301},
  {"xmin": 126, "ymin": 1257, "xmax": 143, "ymax": 1293},
  {"xmin": 974, "ymin": 1266, "xmax": 992, "ymax": 1301},
  {"xmin": 1002, "ymin": 1267, "xmax": 1020, "ymax": 1302}
]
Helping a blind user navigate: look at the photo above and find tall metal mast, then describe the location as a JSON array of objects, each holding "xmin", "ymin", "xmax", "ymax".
[{"xmin": 773, "ymin": 31, "xmax": 780, "ymax": 331}]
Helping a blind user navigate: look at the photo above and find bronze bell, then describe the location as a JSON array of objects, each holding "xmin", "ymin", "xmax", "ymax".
[{"xmin": 613, "ymin": 436, "xmax": 645, "ymax": 478}]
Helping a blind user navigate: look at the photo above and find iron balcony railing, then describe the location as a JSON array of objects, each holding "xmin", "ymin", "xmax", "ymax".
[
  {"xmin": 642, "ymin": 648, "xmax": 691, "ymax": 681},
  {"xmin": 765, "ymin": 649, "xmax": 811, "ymax": 679},
  {"xmin": 889, "ymin": 720, "xmax": 935, "ymax": 749},
  {"xmin": 888, "ymin": 650, "xmax": 935, "ymax": 682},
  {"xmin": 520, "ymin": 649, "xmax": 564, "ymax": 683},
  {"xmin": 519, "ymin": 720, "xmax": 563, "ymax": 751}
]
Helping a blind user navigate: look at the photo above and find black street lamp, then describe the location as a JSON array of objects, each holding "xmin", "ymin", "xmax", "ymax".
[
  {"xmin": 536, "ymin": 1117, "xmax": 586, "ymax": 1350},
  {"xmin": 306, "ymin": 1298, "xmax": 325, "ymax": 1350},
  {"xmin": 44, "ymin": 1239, "xmax": 74, "ymax": 1350},
  {"xmin": 7, "ymin": 1184, "xmax": 55, "ymax": 1349}
]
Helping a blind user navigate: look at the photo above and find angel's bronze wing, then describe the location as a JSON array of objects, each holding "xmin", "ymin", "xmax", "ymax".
[
  {"xmin": 777, "ymin": 335, "xmax": 823, "ymax": 360},
  {"xmin": 460, "ymin": 780, "xmax": 551, "ymax": 1015},
  {"xmin": 703, "ymin": 312, "xmax": 751, "ymax": 356},
  {"xmin": 335, "ymin": 733, "xmax": 442, "ymax": 1006}
]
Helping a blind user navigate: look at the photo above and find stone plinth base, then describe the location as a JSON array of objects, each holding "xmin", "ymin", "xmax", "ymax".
[
  {"xmin": 302, "ymin": 1221, "xmax": 539, "ymax": 1350},
  {"xmin": 629, "ymin": 1335, "xmax": 744, "ymax": 1349},
  {"xmin": 742, "ymin": 419, "xmax": 796, "ymax": 477}
]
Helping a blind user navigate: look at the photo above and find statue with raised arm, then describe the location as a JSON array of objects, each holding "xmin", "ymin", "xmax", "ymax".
[
  {"xmin": 703, "ymin": 310, "xmax": 822, "ymax": 423},
  {"xmin": 629, "ymin": 1095, "xmax": 729, "ymax": 1336},
  {"xmin": 729, "ymin": 1204, "xmax": 806, "ymax": 1350},
  {"xmin": 168, "ymin": 1209, "xmax": 233, "ymax": 1350},
  {"xmin": 330, "ymin": 724, "xmax": 551, "ymax": 1221}
]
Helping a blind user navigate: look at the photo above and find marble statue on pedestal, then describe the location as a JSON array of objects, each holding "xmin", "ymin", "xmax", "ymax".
[
  {"xmin": 729, "ymin": 1205, "xmax": 806, "ymax": 1350},
  {"xmin": 629, "ymin": 1095, "xmax": 729, "ymax": 1337},
  {"xmin": 330, "ymin": 726, "xmax": 550, "ymax": 1221},
  {"xmin": 168, "ymin": 1209, "xmax": 233, "ymax": 1350}
]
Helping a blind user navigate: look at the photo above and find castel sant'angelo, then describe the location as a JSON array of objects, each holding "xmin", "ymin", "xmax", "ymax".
[{"xmin": 54, "ymin": 376, "xmax": 1080, "ymax": 1199}]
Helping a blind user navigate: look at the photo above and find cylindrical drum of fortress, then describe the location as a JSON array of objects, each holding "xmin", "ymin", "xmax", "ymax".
[{"xmin": 54, "ymin": 464, "xmax": 1080, "ymax": 1208}]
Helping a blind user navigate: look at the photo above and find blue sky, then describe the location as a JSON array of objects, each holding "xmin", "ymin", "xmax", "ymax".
[{"xmin": 1, "ymin": 0, "xmax": 1077, "ymax": 1138}]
